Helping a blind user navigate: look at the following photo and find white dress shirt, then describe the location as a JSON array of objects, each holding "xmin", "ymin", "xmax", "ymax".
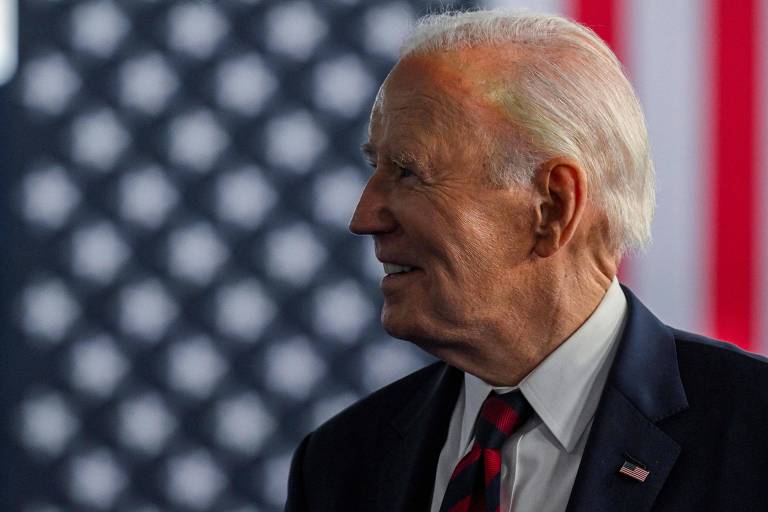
[{"xmin": 430, "ymin": 278, "xmax": 628, "ymax": 512}]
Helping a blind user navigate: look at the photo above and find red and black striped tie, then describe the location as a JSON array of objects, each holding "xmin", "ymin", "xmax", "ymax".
[{"xmin": 439, "ymin": 390, "xmax": 532, "ymax": 512}]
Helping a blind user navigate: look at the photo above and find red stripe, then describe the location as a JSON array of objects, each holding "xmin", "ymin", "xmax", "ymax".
[
  {"xmin": 710, "ymin": 0, "xmax": 757, "ymax": 350},
  {"xmin": 483, "ymin": 448, "xmax": 502, "ymax": 485},
  {"xmin": 619, "ymin": 466, "xmax": 649, "ymax": 481},
  {"xmin": 570, "ymin": 0, "xmax": 623, "ymax": 59},
  {"xmin": 480, "ymin": 397, "xmax": 518, "ymax": 435},
  {"xmin": 448, "ymin": 495, "xmax": 472, "ymax": 512},
  {"xmin": 568, "ymin": 0, "xmax": 635, "ymax": 284},
  {"xmin": 450, "ymin": 444, "xmax": 481, "ymax": 479},
  {"xmin": 759, "ymin": 0, "xmax": 768, "ymax": 354}
]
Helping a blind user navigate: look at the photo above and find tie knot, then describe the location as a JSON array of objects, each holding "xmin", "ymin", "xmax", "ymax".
[{"xmin": 474, "ymin": 390, "xmax": 531, "ymax": 449}]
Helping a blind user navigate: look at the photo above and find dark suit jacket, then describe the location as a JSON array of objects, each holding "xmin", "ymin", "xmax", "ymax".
[{"xmin": 286, "ymin": 287, "xmax": 768, "ymax": 511}]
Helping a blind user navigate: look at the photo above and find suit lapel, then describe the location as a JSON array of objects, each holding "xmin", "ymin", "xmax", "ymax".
[
  {"xmin": 566, "ymin": 286, "xmax": 689, "ymax": 512},
  {"xmin": 565, "ymin": 385, "xmax": 682, "ymax": 512},
  {"xmin": 374, "ymin": 287, "xmax": 688, "ymax": 512},
  {"xmin": 377, "ymin": 363, "xmax": 463, "ymax": 512}
]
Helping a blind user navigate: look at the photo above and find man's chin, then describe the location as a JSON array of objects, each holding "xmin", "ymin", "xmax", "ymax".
[
  {"xmin": 381, "ymin": 310, "xmax": 443, "ymax": 348},
  {"xmin": 381, "ymin": 314, "xmax": 409, "ymax": 341},
  {"xmin": 381, "ymin": 308, "xmax": 421, "ymax": 342},
  {"xmin": 383, "ymin": 321, "xmax": 463, "ymax": 367}
]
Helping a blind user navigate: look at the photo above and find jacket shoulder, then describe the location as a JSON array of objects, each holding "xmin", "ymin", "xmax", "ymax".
[
  {"xmin": 655, "ymin": 328, "xmax": 768, "ymax": 509},
  {"xmin": 314, "ymin": 360, "xmax": 446, "ymax": 437},
  {"xmin": 671, "ymin": 327, "xmax": 768, "ymax": 404},
  {"xmin": 672, "ymin": 327, "xmax": 768, "ymax": 368},
  {"xmin": 287, "ymin": 361, "xmax": 453, "ymax": 510},
  {"xmin": 286, "ymin": 361, "xmax": 447, "ymax": 509}
]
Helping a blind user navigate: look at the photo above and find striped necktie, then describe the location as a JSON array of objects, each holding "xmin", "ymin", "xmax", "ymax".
[{"xmin": 439, "ymin": 390, "xmax": 532, "ymax": 512}]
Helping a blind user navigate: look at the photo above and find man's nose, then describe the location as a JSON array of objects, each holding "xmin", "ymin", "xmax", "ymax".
[{"xmin": 348, "ymin": 176, "xmax": 396, "ymax": 235}]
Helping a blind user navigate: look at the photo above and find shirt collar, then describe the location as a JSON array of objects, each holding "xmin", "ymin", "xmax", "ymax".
[{"xmin": 461, "ymin": 277, "xmax": 627, "ymax": 453}]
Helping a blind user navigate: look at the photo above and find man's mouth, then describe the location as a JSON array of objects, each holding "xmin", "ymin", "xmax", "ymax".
[{"xmin": 383, "ymin": 262, "xmax": 415, "ymax": 275}]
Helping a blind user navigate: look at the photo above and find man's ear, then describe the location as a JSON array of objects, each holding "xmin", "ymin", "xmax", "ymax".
[{"xmin": 532, "ymin": 158, "xmax": 587, "ymax": 257}]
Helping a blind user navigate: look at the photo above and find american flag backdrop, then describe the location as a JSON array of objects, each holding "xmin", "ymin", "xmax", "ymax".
[
  {"xmin": 551, "ymin": 0, "xmax": 768, "ymax": 355},
  {"xmin": 2, "ymin": 1, "xmax": 766, "ymax": 511}
]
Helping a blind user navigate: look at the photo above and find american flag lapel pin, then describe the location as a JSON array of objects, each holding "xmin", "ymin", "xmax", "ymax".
[{"xmin": 618, "ymin": 454, "xmax": 650, "ymax": 483}]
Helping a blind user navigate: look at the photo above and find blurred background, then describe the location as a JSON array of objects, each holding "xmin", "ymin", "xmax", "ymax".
[{"xmin": 2, "ymin": 0, "xmax": 766, "ymax": 511}]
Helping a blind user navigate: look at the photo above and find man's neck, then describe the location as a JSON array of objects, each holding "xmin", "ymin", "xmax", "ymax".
[{"xmin": 461, "ymin": 271, "xmax": 614, "ymax": 386}]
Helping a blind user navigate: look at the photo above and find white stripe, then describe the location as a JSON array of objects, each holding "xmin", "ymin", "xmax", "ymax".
[
  {"xmin": 480, "ymin": 0, "xmax": 566, "ymax": 15},
  {"xmin": 623, "ymin": 0, "xmax": 708, "ymax": 334},
  {"xmin": 0, "ymin": 0, "xmax": 17, "ymax": 85},
  {"xmin": 758, "ymin": 0, "xmax": 768, "ymax": 354}
]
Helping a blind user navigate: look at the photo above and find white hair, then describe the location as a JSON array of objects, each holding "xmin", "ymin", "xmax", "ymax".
[{"xmin": 400, "ymin": 10, "xmax": 655, "ymax": 256}]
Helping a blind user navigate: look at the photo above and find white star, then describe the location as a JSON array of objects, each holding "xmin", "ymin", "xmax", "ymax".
[
  {"xmin": 71, "ymin": 109, "xmax": 130, "ymax": 171},
  {"xmin": 312, "ymin": 280, "xmax": 373, "ymax": 343},
  {"xmin": 313, "ymin": 166, "xmax": 365, "ymax": 228},
  {"xmin": 167, "ymin": 223, "xmax": 229, "ymax": 285},
  {"xmin": 361, "ymin": 340, "xmax": 430, "ymax": 391},
  {"xmin": 22, "ymin": 280, "xmax": 79, "ymax": 343},
  {"xmin": 167, "ymin": 110, "xmax": 228, "ymax": 173},
  {"xmin": 167, "ymin": 3, "xmax": 227, "ymax": 59},
  {"xmin": 264, "ymin": 336, "xmax": 326, "ymax": 399},
  {"xmin": 119, "ymin": 280, "xmax": 178, "ymax": 342},
  {"xmin": 19, "ymin": 393, "xmax": 77, "ymax": 456},
  {"xmin": 21, "ymin": 52, "xmax": 80, "ymax": 114},
  {"xmin": 70, "ymin": 2, "xmax": 129, "ymax": 58},
  {"xmin": 70, "ymin": 222, "xmax": 130, "ymax": 283},
  {"xmin": 165, "ymin": 450, "xmax": 226, "ymax": 510},
  {"xmin": 262, "ymin": 454, "xmax": 292, "ymax": 506},
  {"xmin": 119, "ymin": 53, "xmax": 179, "ymax": 114},
  {"xmin": 117, "ymin": 394, "xmax": 176, "ymax": 455},
  {"xmin": 166, "ymin": 335, "xmax": 227, "ymax": 398},
  {"xmin": 69, "ymin": 335, "xmax": 128, "ymax": 398},
  {"xmin": 21, "ymin": 164, "xmax": 80, "ymax": 229},
  {"xmin": 265, "ymin": 110, "xmax": 327, "ymax": 173},
  {"xmin": 311, "ymin": 392, "xmax": 359, "ymax": 428},
  {"xmin": 265, "ymin": 2, "xmax": 327, "ymax": 60},
  {"xmin": 216, "ymin": 54, "xmax": 277, "ymax": 114},
  {"xmin": 119, "ymin": 166, "xmax": 179, "ymax": 228},
  {"xmin": 215, "ymin": 166, "xmax": 276, "ymax": 229},
  {"xmin": 216, "ymin": 280, "xmax": 275, "ymax": 342},
  {"xmin": 364, "ymin": 3, "xmax": 415, "ymax": 58},
  {"xmin": 265, "ymin": 223, "xmax": 327, "ymax": 286},
  {"xmin": 214, "ymin": 393, "xmax": 275, "ymax": 454},
  {"xmin": 68, "ymin": 449, "xmax": 127, "ymax": 509},
  {"xmin": 313, "ymin": 54, "xmax": 375, "ymax": 117}
]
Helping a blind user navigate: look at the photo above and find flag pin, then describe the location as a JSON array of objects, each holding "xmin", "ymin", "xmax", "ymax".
[{"xmin": 618, "ymin": 457, "xmax": 650, "ymax": 483}]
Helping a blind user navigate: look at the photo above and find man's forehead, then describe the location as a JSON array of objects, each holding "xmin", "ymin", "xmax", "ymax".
[
  {"xmin": 370, "ymin": 47, "xmax": 520, "ymax": 131},
  {"xmin": 378, "ymin": 53, "xmax": 478, "ymax": 109},
  {"xmin": 395, "ymin": 46, "xmax": 519, "ymax": 84}
]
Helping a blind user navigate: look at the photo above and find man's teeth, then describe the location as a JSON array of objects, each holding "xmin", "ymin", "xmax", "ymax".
[{"xmin": 383, "ymin": 263, "xmax": 414, "ymax": 275}]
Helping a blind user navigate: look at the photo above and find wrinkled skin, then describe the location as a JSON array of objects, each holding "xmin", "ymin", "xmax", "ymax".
[{"xmin": 349, "ymin": 48, "xmax": 617, "ymax": 386}]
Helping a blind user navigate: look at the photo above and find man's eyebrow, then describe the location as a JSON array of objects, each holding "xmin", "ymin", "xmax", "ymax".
[
  {"xmin": 361, "ymin": 144, "xmax": 430, "ymax": 174},
  {"xmin": 390, "ymin": 151, "xmax": 417, "ymax": 168},
  {"xmin": 361, "ymin": 143, "xmax": 375, "ymax": 159}
]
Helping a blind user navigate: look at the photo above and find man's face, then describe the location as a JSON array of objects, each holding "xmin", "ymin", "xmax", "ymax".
[{"xmin": 350, "ymin": 52, "xmax": 542, "ymax": 357}]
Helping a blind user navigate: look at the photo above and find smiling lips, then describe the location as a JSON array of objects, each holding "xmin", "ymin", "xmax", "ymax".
[
  {"xmin": 382, "ymin": 262, "xmax": 416, "ymax": 275},
  {"xmin": 383, "ymin": 262, "xmax": 415, "ymax": 275}
]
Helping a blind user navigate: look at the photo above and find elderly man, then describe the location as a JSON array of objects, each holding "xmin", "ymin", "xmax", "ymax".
[{"xmin": 286, "ymin": 10, "xmax": 768, "ymax": 512}]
